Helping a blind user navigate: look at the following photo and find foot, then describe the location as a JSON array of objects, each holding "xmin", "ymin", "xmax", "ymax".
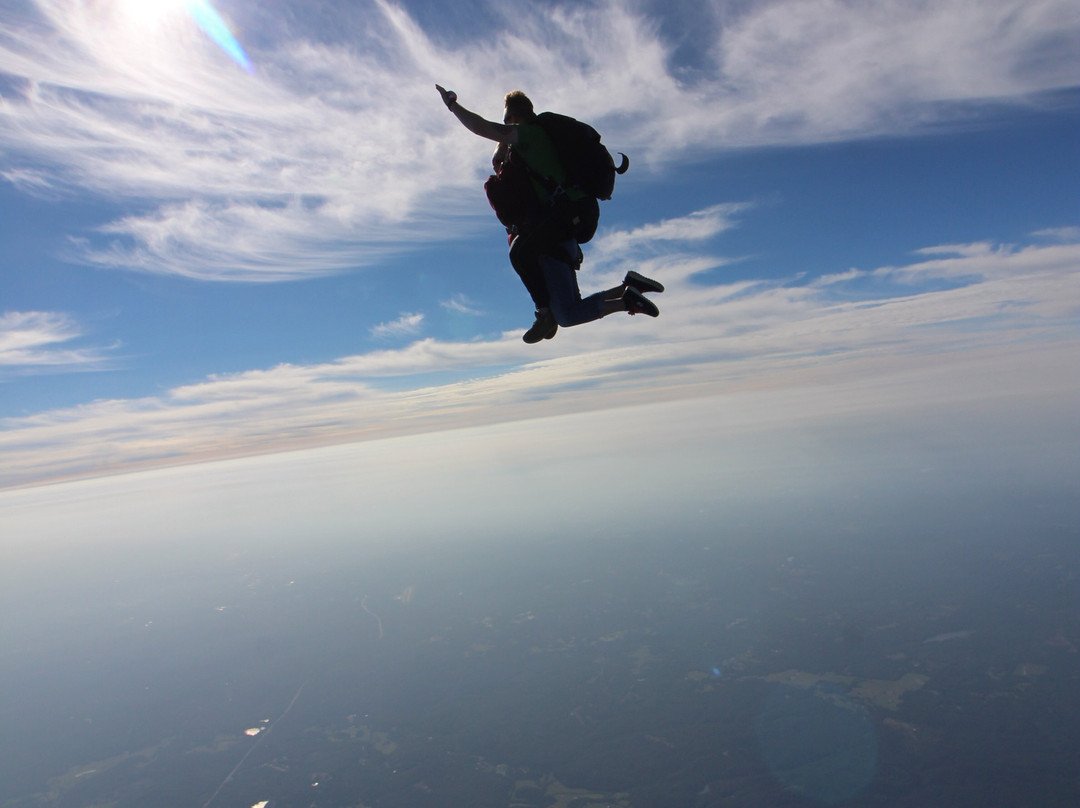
[
  {"xmin": 522, "ymin": 308, "xmax": 558, "ymax": 343},
  {"xmin": 625, "ymin": 270, "xmax": 664, "ymax": 294},
  {"xmin": 624, "ymin": 287, "xmax": 660, "ymax": 317}
]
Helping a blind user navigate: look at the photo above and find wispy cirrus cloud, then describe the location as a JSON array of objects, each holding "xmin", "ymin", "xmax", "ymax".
[
  {"xmin": 1032, "ymin": 226, "xmax": 1080, "ymax": 244},
  {"xmin": 441, "ymin": 293, "xmax": 483, "ymax": 315},
  {"xmin": 72, "ymin": 199, "xmax": 411, "ymax": 282},
  {"xmin": 1, "ymin": 0, "xmax": 1076, "ymax": 281},
  {"xmin": 878, "ymin": 241, "xmax": 1080, "ymax": 285},
  {"xmin": 2, "ymin": 204, "xmax": 1076, "ymax": 488},
  {"xmin": 0, "ymin": 311, "xmax": 116, "ymax": 374},
  {"xmin": 591, "ymin": 203, "xmax": 753, "ymax": 259},
  {"xmin": 371, "ymin": 312, "xmax": 425, "ymax": 339}
]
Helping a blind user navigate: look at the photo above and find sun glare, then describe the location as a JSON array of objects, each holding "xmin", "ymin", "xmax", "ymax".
[
  {"xmin": 109, "ymin": 0, "xmax": 254, "ymax": 73},
  {"xmin": 116, "ymin": 0, "xmax": 190, "ymax": 28}
]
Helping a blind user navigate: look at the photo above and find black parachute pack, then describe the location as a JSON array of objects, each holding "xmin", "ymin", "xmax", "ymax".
[
  {"xmin": 532, "ymin": 111, "xmax": 629, "ymax": 243},
  {"xmin": 536, "ymin": 112, "xmax": 629, "ymax": 201},
  {"xmin": 484, "ymin": 111, "xmax": 629, "ymax": 244}
]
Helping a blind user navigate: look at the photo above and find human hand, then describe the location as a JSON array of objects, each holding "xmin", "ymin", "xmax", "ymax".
[{"xmin": 435, "ymin": 84, "xmax": 457, "ymax": 109}]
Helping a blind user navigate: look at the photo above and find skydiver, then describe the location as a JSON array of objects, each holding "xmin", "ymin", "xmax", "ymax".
[{"xmin": 436, "ymin": 85, "xmax": 663, "ymax": 343}]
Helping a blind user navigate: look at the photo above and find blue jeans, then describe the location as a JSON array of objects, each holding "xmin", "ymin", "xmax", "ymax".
[{"xmin": 538, "ymin": 240, "xmax": 606, "ymax": 327}]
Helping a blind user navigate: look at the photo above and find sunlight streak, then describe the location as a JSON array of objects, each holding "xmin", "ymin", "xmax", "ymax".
[
  {"xmin": 187, "ymin": 0, "xmax": 253, "ymax": 73},
  {"xmin": 115, "ymin": 0, "xmax": 252, "ymax": 72}
]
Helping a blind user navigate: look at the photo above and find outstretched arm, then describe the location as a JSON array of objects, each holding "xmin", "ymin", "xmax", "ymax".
[{"xmin": 436, "ymin": 85, "xmax": 518, "ymax": 145}]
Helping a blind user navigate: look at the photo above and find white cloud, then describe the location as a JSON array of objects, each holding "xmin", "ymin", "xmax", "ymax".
[
  {"xmin": 1032, "ymin": 226, "xmax": 1080, "ymax": 243},
  {"xmin": 0, "ymin": 168, "xmax": 57, "ymax": 196},
  {"xmin": 913, "ymin": 243, "xmax": 1001, "ymax": 259},
  {"xmin": 1, "ymin": 0, "xmax": 1076, "ymax": 280},
  {"xmin": 73, "ymin": 199, "xmax": 408, "ymax": 282},
  {"xmin": 0, "ymin": 0, "xmax": 484, "ymax": 280},
  {"xmin": 1, "ymin": 209, "xmax": 1076, "ymax": 488},
  {"xmin": 591, "ymin": 203, "xmax": 752, "ymax": 259},
  {"xmin": 0, "ymin": 311, "xmax": 115, "ymax": 373},
  {"xmin": 441, "ymin": 293, "xmax": 483, "ymax": 315},
  {"xmin": 879, "ymin": 241, "xmax": 1080, "ymax": 283},
  {"xmin": 371, "ymin": 312, "xmax": 425, "ymax": 338},
  {"xmin": 812, "ymin": 269, "xmax": 863, "ymax": 286}
]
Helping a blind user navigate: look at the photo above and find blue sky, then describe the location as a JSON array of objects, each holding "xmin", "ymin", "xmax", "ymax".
[{"xmin": 1, "ymin": 0, "xmax": 1078, "ymax": 489}]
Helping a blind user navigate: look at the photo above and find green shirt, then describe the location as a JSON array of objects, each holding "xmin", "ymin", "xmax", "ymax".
[
  {"xmin": 512, "ymin": 123, "xmax": 564, "ymax": 191},
  {"xmin": 511, "ymin": 122, "xmax": 586, "ymax": 202}
]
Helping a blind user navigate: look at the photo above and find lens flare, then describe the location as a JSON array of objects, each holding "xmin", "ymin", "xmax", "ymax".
[
  {"xmin": 114, "ymin": 0, "xmax": 252, "ymax": 72},
  {"xmin": 187, "ymin": 0, "xmax": 253, "ymax": 73}
]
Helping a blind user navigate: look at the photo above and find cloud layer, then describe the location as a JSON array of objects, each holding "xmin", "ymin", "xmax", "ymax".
[
  {"xmin": 1, "ymin": 0, "xmax": 1076, "ymax": 281},
  {"xmin": 2, "ymin": 203, "xmax": 1076, "ymax": 488}
]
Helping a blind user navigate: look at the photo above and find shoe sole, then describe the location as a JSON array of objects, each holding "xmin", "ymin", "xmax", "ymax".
[
  {"xmin": 626, "ymin": 271, "xmax": 664, "ymax": 294},
  {"xmin": 625, "ymin": 288, "xmax": 660, "ymax": 317},
  {"xmin": 523, "ymin": 324, "xmax": 558, "ymax": 343}
]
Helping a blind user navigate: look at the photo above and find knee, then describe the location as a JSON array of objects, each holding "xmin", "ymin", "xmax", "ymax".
[
  {"xmin": 508, "ymin": 241, "xmax": 528, "ymax": 274},
  {"xmin": 549, "ymin": 301, "xmax": 572, "ymax": 328}
]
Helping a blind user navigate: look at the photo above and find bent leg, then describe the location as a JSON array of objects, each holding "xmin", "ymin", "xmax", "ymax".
[
  {"xmin": 542, "ymin": 255, "xmax": 658, "ymax": 324},
  {"xmin": 539, "ymin": 249, "xmax": 606, "ymax": 327},
  {"xmin": 508, "ymin": 233, "xmax": 550, "ymax": 310}
]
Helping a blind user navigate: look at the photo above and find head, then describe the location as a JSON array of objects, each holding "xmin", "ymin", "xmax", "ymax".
[{"xmin": 503, "ymin": 90, "xmax": 536, "ymax": 124}]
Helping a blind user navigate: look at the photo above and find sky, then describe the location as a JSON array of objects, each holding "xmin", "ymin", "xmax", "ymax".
[{"xmin": 0, "ymin": 0, "xmax": 1078, "ymax": 491}]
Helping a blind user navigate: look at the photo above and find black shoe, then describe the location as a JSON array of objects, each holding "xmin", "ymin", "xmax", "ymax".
[
  {"xmin": 625, "ymin": 270, "xmax": 664, "ymax": 294},
  {"xmin": 624, "ymin": 287, "xmax": 660, "ymax": 317},
  {"xmin": 523, "ymin": 308, "xmax": 558, "ymax": 343}
]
